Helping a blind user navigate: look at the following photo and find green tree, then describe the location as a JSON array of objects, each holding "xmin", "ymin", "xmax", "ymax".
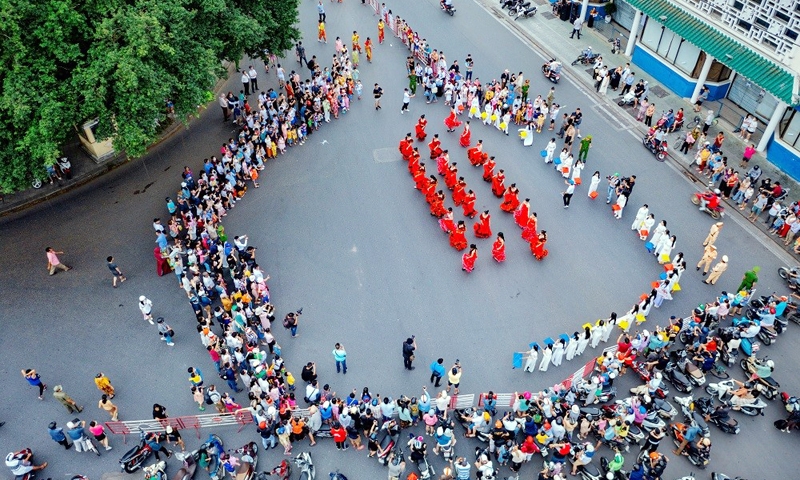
[{"xmin": 0, "ymin": 0, "xmax": 300, "ymax": 193}]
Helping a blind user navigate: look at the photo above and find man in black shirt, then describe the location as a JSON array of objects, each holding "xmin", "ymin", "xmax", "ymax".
[
  {"xmin": 373, "ymin": 83, "xmax": 383, "ymax": 110},
  {"xmin": 402, "ymin": 337, "xmax": 417, "ymax": 370}
]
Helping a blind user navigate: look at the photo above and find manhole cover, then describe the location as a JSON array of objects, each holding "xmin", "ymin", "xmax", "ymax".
[
  {"xmin": 649, "ymin": 85, "xmax": 670, "ymax": 98},
  {"xmin": 541, "ymin": 12, "xmax": 556, "ymax": 20}
]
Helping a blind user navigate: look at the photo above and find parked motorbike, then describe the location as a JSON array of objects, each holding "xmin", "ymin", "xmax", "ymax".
[
  {"xmin": 143, "ymin": 460, "xmax": 167, "ymax": 480},
  {"xmin": 439, "ymin": 0, "xmax": 455, "ymax": 15},
  {"xmin": 571, "ymin": 48, "xmax": 600, "ymax": 66},
  {"xmin": 119, "ymin": 429, "xmax": 153, "ymax": 473},
  {"xmin": 541, "ymin": 61, "xmax": 561, "ymax": 84},
  {"xmin": 454, "ymin": 408, "xmax": 490, "ymax": 443},
  {"xmin": 56, "ymin": 157, "xmax": 72, "ymax": 179},
  {"xmin": 690, "ymin": 191, "xmax": 725, "ymax": 219},
  {"xmin": 676, "ymin": 350, "xmax": 706, "ymax": 386},
  {"xmin": 505, "ymin": 0, "xmax": 531, "ymax": 14},
  {"xmin": 293, "ymin": 452, "xmax": 314, "ymax": 480},
  {"xmin": 200, "ymin": 434, "xmax": 225, "ymax": 480},
  {"xmin": 740, "ymin": 355, "xmax": 779, "ymax": 400},
  {"xmin": 778, "ymin": 266, "xmax": 800, "ymax": 291},
  {"xmin": 171, "ymin": 451, "xmax": 198, "ymax": 480},
  {"xmin": 233, "ymin": 443, "xmax": 258, "ymax": 480},
  {"xmin": 617, "ymin": 91, "xmax": 636, "ymax": 106},
  {"xmin": 375, "ymin": 421, "xmax": 401, "ymax": 465},
  {"xmin": 693, "ymin": 397, "xmax": 740, "ymax": 434},
  {"xmin": 781, "ymin": 391, "xmax": 799, "ymax": 413},
  {"xmin": 669, "ymin": 423, "xmax": 710, "ymax": 469},
  {"xmin": 642, "ymin": 135, "xmax": 668, "ymax": 161},
  {"xmin": 512, "ymin": 3, "xmax": 537, "ymax": 19}
]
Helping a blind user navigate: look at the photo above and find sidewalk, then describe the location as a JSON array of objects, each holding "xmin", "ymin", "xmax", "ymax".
[
  {"xmin": 0, "ymin": 63, "xmax": 236, "ymax": 218},
  {"xmin": 478, "ymin": 0, "xmax": 800, "ymax": 261}
]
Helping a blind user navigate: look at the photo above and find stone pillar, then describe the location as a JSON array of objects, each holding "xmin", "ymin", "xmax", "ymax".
[
  {"xmin": 758, "ymin": 101, "xmax": 787, "ymax": 152},
  {"xmin": 691, "ymin": 54, "xmax": 715, "ymax": 103},
  {"xmin": 625, "ymin": 9, "xmax": 643, "ymax": 57},
  {"xmin": 581, "ymin": 0, "xmax": 590, "ymax": 21}
]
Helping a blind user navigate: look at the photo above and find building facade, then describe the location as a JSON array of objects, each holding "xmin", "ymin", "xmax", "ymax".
[{"xmin": 611, "ymin": 0, "xmax": 800, "ymax": 178}]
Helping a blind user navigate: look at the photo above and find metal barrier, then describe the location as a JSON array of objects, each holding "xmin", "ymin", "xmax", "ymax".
[{"xmin": 105, "ymin": 410, "xmax": 254, "ymax": 442}]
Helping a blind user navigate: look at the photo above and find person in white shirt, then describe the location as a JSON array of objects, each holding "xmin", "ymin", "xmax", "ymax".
[
  {"xmin": 241, "ymin": 71, "xmax": 251, "ymax": 96},
  {"xmin": 139, "ymin": 296, "xmax": 154, "ymax": 324}
]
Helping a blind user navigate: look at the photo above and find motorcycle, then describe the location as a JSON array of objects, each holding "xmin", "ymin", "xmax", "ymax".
[
  {"xmin": 512, "ymin": 3, "xmax": 537, "ymax": 19},
  {"xmin": 690, "ymin": 191, "xmax": 725, "ymax": 219},
  {"xmin": 569, "ymin": 446, "xmax": 603, "ymax": 480},
  {"xmin": 676, "ymin": 350, "xmax": 706, "ymax": 386},
  {"xmin": 171, "ymin": 451, "xmax": 198, "ymax": 480},
  {"xmin": 642, "ymin": 134, "xmax": 668, "ymax": 161},
  {"xmin": 718, "ymin": 327, "xmax": 741, "ymax": 367},
  {"xmin": 506, "ymin": 0, "xmax": 531, "ymax": 14},
  {"xmin": 712, "ymin": 473, "xmax": 747, "ymax": 480},
  {"xmin": 669, "ymin": 423, "xmax": 710, "ymax": 469},
  {"xmin": 375, "ymin": 421, "xmax": 401, "ymax": 465},
  {"xmin": 664, "ymin": 357, "xmax": 693, "ymax": 393},
  {"xmin": 617, "ymin": 91, "xmax": 636, "ymax": 106},
  {"xmin": 609, "ymin": 37, "xmax": 621, "ymax": 54},
  {"xmin": 293, "ymin": 452, "xmax": 315, "ymax": 480},
  {"xmin": 5, "ymin": 449, "xmax": 39, "ymax": 480},
  {"xmin": 143, "ymin": 461, "xmax": 167, "ymax": 480},
  {"xmin": 577, "ymin": 382, "xmax": 616, "ymax": 404},
  {"xmin": 439, "ymin": 0, "xmax": 455, "ymax": 15},
  {"xmin": 199, "ymin": 434, "xmax": 225, "ymax": 480},
  {"xmin": 630, "ymin": 361, "xmax": 669, "ymax": 399},
  {"xmin": 781, "ymin": 391, "xmax": 799, "ymax": 413},
  {"xmin": 693, "ymin": 397, "xmax": 740, "ymax": 434},
  {"xmin": 258, "ymin": 460, "xmax": 290, "ymax": 480},
  {"xmin": 599, "ymin": 454, "xmax": 627, "ymax": 480},
  {"xmin": 740, "ymin": 355, "xmax": 779, "ymax": 400},
  {"xmin": 454, "ymin": 408, "xmax": 490, "ymax": 443},
  {"xmin": 672, "ymin": 396, "xmax": 710, "ymax": 437},
  {"xmin": 233, "ymin": 443, "xmax": 258, "ymax": 480},
  {"xmin": 329, "ymin": 471, "xmax": 348, "ymax": 480},
  {"xmin": 119, "ymin": 429, "xmax": 153, "ymax": 473},
  {"xmin": 541, "ymin": 62, "xmax": 561, "ymax": 84},
  {"xmin": 57, "ymin": 156, "xmax": 72, "ymax": 179},
  {"xmin": 571, "ymin": 48, "xmax": 600, "ymax": 66},
  {"xmin": 704, "ymin": 380, "xmax": 767, "ymax": 416},
  {"xmin": 778, "ymin": 266, "xmax": 800, "ymax": 291}
]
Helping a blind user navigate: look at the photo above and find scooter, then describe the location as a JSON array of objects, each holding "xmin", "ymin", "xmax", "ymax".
[
  {"xmin": 259, "ymin": 460, "xmax": 290, "ymax": 480},
  {"xmin": 693, "ymin": 397, "xmax": 740, "ymax": 434},
  {"xmin": 781, "ymin": 391, "xmax": 799, "ymax": 413},
  {"xmin": 5, "ymin": 449, "xmax": 38, "ymax": 480},
  {"xmin": 571, "ymin": 48, "xmax": 600, "ymax": 66},
  {"xmin": 712, "ymin": 473, "xmax": 747, "ymax": 480},
  {"xmin": 57, "ymin": 157, "xmax": 72, "ymax": 179},
  {"xmin": 143, "ymin": 461, "xmax": 167, "ymax": 480},
  {"xmin": 375, "ymin": 422, "xmax": 400, "ymax": 465},
  {"xmin": 704, "ymin": 380, "xmax": 767, "ymax": 416},
  {"xmin": 454, "ymin": 408, "xmax": 490, "ymax": 443},
  {"xmin": 119, "ymin": 429, "xmax": 153, "ymax": 473},
  {"xmin": 630, "ymin": 361, "xmax": 670, "ymax": 399},
  {"xmin": 506, "ymin": 0, "xmax": 531, "ymax": 14},
  {"xmin": 676, "ymin": 350, "xmax": 706, "ymax": 386},
  {"xmin": 690, "ymin": 191, "xmax": 725, "ymax": 219},
  {"xmin": 778, "ymin": 266, "xmax": 800, "ymax": 290},
  {"xmin": 512, "ymin": 3, "xmax": 537, "ymax": 19},
  {"xmin": 672, "ymin": 396, "xmax": 710, "ymax": 438},
  {"xmin": 439, "ymin": 0, "xmax": 455, "ymax": 15},
  {"xmin": 569, "ymin": 446, "xmax": 603, "ymax": 480},
  {"xmin": 669, "ymin": 423, "xmax": 710, "ymax": 469},
  {"xmin": 171, "ymin": 451, "xmax": 198, "ymax": 480},
  {"xmin": 718, "ymin": 327, "xmax": 741, "ymax": 367},
  {"xmin": 642, "ymin": 134, "xmax": 668, "ymax": 161},
  {"xmin": 599, "ymin": 454, "xmax": 627, "ymax": 480},
  {"xmin": 541, "ymin": 62, "xmax": 561, "ymax": 84},
  {"xmin": 293, "ymin": 452, "xmax": 315, "ymax": 480},
  {"xmin": 199, "ymin": 434, "xmax": 225, "ymax": 480},
  {"xmin": 233, "ymin": 443, "xmax": 258, "ymax": 480},
  {"xmin": 739, "ymin": 355, "xmax": 780, "ymax": 400},
  {"xmin": 664, "ymin": 358, "xmax": 693, "ymax": 393}
]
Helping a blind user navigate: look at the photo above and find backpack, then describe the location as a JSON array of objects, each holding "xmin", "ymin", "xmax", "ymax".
[{"xmin": 204, "ymin": 389, "xmax": 213, "ymax": 405}]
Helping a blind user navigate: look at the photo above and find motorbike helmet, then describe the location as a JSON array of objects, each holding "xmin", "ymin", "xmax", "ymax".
[
  {"xmin": 701, "ymin": 438, "xmax": 711, "ymax": 447},
  {"xmin": 139, "ymin": 295, "xmax": 146, "ymax": 302},
  {"xmin": 49, "ymin": 421, "xmax": 57, "ymax": 429},
  {"xmin": 767, "ymin": 360, "xmax": 775, "ymax": 368},
  {"xmin": 655, "ymin": 372, "xmax": 662, "ymax": 379},
  {"xmin": 714, "ymin": 189, "xmax": 721, "ymax": 195}
]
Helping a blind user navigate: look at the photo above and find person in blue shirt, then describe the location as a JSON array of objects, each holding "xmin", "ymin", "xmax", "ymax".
[
  {"xmin": 48, "ymin": 421, "xmax": 71, "ymax": 449},
  {"xmin": 673, "ymin": 423, "xmax": 702, "ymax": 455},
  {"xmin": 429, "ymin": 358, "xmax": 446, "ymax": 387}
]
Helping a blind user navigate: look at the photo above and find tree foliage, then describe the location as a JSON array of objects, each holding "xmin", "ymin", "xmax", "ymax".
[{"xmin": 0, "ymin": 0, "xmax": 300, "ymax": 193}]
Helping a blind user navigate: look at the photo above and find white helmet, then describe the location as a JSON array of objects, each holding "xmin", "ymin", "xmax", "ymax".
[
  {"xmin": 655, "ymin": 372, "xmax": 662, "ymax": 380},
  {"xmin": 139, "ymin": 295, "xmax": 146, "ymax": 301},
  {"xmin": 714, "ymin": 189, "xmax": 721, "ymax": 195},
  {"xmin": 767, "ymin": 360, "xmax": 775, "ymax": 368}
]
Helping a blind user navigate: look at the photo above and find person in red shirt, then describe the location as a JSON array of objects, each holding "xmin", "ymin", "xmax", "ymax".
[
  {"xmin": 473, "ymin": 211, "xmax": 492, "ymax": 238},
  {"xmin": 331, "ymin": 422, "xmax": 347, "ymax": 450},
  {"xmin": 415, "ymin": 115, "xmax": 428, "ymax": 141}
]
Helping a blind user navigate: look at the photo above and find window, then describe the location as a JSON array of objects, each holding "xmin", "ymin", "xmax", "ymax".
[
  {"xmin": 641, "ymin": 18, "xmax": 664, "ymax": 50},
  {"xmin": 640, "ymin": 19, "xmax": 707, "ymax": 78},
  {"xmin": 779, "ymin": 108, "xmax": 800, "ymax": 149},
  {"xmin": 674, "ymin": 41, "xmax": 701, "ymax": 75}
]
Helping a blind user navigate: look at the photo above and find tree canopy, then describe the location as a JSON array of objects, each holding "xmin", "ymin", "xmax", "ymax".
[{"xmin": 0, "ymin": 0, "xmax": 300, "ymax": 193}]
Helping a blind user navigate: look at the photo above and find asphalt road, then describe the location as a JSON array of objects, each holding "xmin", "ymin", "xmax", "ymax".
[{"xmin": 0, "ymin": 1, "xmax": 797, "ymax": 479}]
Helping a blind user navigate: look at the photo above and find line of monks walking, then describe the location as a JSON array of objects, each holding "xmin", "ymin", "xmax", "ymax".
[{"xmin": 398, "ymin": 114, "xmax": 549, "ymax": 273}]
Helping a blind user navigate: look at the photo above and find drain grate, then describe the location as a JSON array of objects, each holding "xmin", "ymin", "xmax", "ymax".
[
  {"xmin": 649, "ymin": 85, "xmax": 670, "ymax": 98},
  {"xmin": 541, "ymin": 12, "xmax": 556, "ymax": 20}
]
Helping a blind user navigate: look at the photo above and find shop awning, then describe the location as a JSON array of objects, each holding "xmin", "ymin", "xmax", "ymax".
[{"xmin": 625, "ymin": 0, "xmax": 797, "ymax": 105}]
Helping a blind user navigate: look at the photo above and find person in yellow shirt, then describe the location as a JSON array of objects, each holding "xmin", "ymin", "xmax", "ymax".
[
  {"xmin": 364, "ymin": 37, "xmax": 373, "ymax": 63},
  {"xmin": 446, "ymin": 361, "xmax": 462, "ymax": 395},
  {"xmin": 352, "ymin": 31, "xmax": 362, "ymax": 52},
  {"xmin": 318, "ymin": 21, "xmax": 327, "ymax": 43},
  {"xmin": 378, "ymin": 19, "xmax": 385, "ymax": 44},
  {"xmin": 94, "ymin": 373, "xmax": 115, "ymax": 398}
]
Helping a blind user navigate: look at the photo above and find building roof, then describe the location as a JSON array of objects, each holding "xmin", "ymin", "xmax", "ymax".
[{"xmin": 625, "ymin": 0, "xmax": 797, "ymax": 105}]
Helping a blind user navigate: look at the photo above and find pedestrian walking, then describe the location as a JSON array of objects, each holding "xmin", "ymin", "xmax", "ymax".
[
  {"xmin": 402, "ymin": 336, "xmax": 417, "ymax": 370},
  {"xmin": 188, "ymin": 367, "xmax": 203, "ymax": 387},
  {"xmin": 53, "ymin": 385, "xmax": 83, "ymax": 413},
  {"xmin": 156, "ymin": 317, "xmax": 175, "ymax": 346},
  {"xmin": 139, "ymin": 295, "xmax": 154, "ymax": 324},
  {"xmin": 570, "ymin": 17, "xmax": 583, "ymax": 39},
  {"xmin": 373, "ymin": 83, "xmax": 384, "ymax": 110},
  {"xmin": 45, "ymin": 247, "xmax": 71, "ymax": 275},
  {"xmin": 736, "ymin": 266, "xmax": 760, "ymax": 292},
  {"xmin": 48, "ymin": 421, "xmax": 72, "ymax": 450},
  {"xmin": 21, "ymin": 369, "xmax": 47, "ymax": 400},
  {"xmin": 696, "ymin": 244, "xmax": 717, "ymax": 276},
  {"xmin": 88, "ymin": 421, "xmax": 112, "ymax": 451},
  {"xmin": 98, "ymin": 394, "xmax": 119, "ymax": 421},
  {"xmin": 67, "ymin": 420, "xmax": 100, "ymax": 456},
  {"xmin": 562, "ymin": 179, "xmax": 575, "ymax": 208},
  {"xmin": 207, "ymin": 385, "xmax": 226, "ymax": 413},
  {"xmin": 283, "ymin": 310, "xmax": 302, "ymax": 338},
  {"xmin": 332, "ymin": 343, "xmax": 348, "ymax": 374},
  {"xmin": 578, "ymin": 135, "xmax": 592, "ymax": 161},
  {"xmin": 430, "ymin": 358, "xmax": 446, "ymax": 387},
  {"xmin": 94, "ymin": 373, "xmax": 115, "ymax": 398},
  {"xmin": 317, "ymin": 0, "xmax": 325, "ymax": 21},
  {"xmin": 248, "ymin": 65, "xmax": 258, "ymax": 92},
  {"xmin": 703, "ymin": 222, "xmax": 723, "ymax": 246},
  {"xmin": 704, "ymin": 255, "xmax": 729, "ymax": 285},
  {"xmin": 219, "ymin": 93, "xmax": 229, "ymax": 121},
  {"xmin": 401, "ymin": 88, "xmax": 410, "ymax": 114},
  {"xmin": 105, "ymin": 256, "xmax": 127, "ymax": 287}
]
